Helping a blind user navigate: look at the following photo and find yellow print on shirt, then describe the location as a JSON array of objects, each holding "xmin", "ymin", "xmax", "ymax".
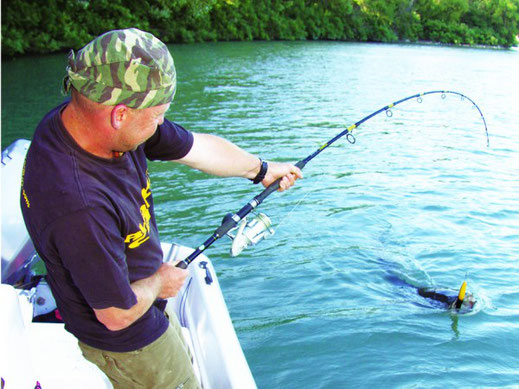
[
  {"xmin": 21, "ymin": 158, "xmax": 30, "ymax": 208},
  {"xmin": 125, "ymin": 173, "xmax": 152, "ymax": 249}
]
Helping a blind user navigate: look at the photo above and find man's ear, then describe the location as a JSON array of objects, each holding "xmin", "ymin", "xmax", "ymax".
[{"xmin": 111, "ymin": 104, "xmax": 128, "ymax": 130}]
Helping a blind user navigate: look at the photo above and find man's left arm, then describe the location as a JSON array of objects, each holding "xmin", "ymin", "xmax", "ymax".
[{"xmin": 175, "ymin": 132, "xmax": 303, "ymax": 191}]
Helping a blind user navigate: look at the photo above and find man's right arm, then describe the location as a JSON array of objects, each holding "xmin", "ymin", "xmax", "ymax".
[{"xmin": 93, "ymin": 263, "xmax": 188, "ymax": 331}]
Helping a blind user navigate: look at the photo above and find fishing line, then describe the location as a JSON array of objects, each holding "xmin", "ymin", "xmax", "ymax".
[
  {"xmin": 177, "ymin": 90, "xmax": 489, "ymax": 268},
  {"xmin": 270, "ymin": 170, "xmax": 328, "ymax": 234}
]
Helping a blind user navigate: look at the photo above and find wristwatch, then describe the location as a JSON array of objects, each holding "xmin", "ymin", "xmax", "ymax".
[{"xmin": 250, "ymin": 159, "xmax": 268, "ymax": 184}]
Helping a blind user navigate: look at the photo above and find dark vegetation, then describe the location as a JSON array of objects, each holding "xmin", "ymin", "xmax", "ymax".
[{"xmin": 2, "ymin": 0, "xmax": 518, "ymax": 57}]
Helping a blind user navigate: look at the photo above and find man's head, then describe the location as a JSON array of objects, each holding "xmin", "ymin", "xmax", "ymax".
[{"xmin": 64, "ymin": 28, "xmax": 176, "ymax": 109}]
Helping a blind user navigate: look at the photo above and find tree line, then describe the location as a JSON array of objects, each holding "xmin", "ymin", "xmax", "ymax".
[{"xmin": 2, "ymin": 0, "xmax": 518, "ymax": 57}]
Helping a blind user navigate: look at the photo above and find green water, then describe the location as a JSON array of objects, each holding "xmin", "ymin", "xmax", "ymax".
[{"xmin": 2, "ymin": 42, "xmax": 519, "ymax": 388}]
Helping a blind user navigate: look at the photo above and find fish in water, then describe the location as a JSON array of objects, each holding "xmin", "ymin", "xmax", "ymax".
[
  {"xmin": 416, "ymin": 281, "xmax": 475, "ymax": 311},
  {"xmin": 380, "ymin": 259, "xmax": 476, "ymax": 312}
]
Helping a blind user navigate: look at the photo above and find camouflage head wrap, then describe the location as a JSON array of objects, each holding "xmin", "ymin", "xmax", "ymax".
[{"xmin": 64, "ymin": 28, "xmax": 176, "ymax": 109}]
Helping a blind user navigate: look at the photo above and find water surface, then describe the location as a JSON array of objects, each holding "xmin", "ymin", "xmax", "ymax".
[{"xmin": 2, "ymin": 41, "xmax": 519, "ymax": 388}]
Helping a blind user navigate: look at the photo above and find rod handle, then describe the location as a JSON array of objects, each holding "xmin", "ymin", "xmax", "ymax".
[{"xmin": 255, "ymin": 160, "xmax": 307, "ymax": 203}]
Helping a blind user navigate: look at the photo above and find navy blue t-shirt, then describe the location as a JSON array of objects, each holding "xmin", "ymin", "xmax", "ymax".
[{"xmin": 21, "ymin": 102, "xmax": 194, "ymax": 352}]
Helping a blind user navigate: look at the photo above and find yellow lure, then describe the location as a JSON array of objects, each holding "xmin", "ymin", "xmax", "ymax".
[
  {"xmin": 454, "ymin": 281, "xmax": 467, "ymax": 309},
  {"xmin": 458, "ymin": 281, "xmax": 467, "ymax": 301}
]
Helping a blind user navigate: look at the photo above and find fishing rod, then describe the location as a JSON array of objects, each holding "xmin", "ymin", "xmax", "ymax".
[{"xmin": 176, "ymin": 90, "xmax": 489, "ymax": 269}]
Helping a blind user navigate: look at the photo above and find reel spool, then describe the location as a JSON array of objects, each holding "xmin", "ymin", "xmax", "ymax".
[{"xmin": 225, "ymin": 212, "xmax": 275, "ymax": 257}]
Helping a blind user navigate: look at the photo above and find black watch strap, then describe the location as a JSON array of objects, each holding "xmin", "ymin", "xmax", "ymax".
[{"xmin": 250, "ymin": 159, "xmax": 268, "ymax": 184}]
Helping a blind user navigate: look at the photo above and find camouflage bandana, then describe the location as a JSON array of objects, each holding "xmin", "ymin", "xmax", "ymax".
[{"xmin": 63, "ymin": 28, "xmax": 176, "ymax": 109}]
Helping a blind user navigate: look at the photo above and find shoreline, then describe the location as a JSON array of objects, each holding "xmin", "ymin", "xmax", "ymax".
[{"xmin": 2, "ymin": 37, "xmax": 517, "ymax": 60}]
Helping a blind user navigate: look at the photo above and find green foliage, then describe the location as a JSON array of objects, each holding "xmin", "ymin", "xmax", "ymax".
[
  {"xmin": 2, "ymin": 0, "xmax": 518, "ymax": 57},
  {"xmin": 416, "ymin": 0, "xmax": 519, "ymax": 47}
]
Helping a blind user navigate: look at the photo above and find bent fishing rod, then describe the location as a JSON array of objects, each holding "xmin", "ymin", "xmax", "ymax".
[{"xmin": 176, "ymin": 90, "xmax": 489, "ymax": 269}]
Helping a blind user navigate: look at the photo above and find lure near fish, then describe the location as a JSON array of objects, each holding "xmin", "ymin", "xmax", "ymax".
[
  {"xmin": 455, "ymin": 281, "xmax": 468, "ymax": 310},
  {"xmin": 177, "ymin": 90, "xmax": 489, "ymax": 268}
]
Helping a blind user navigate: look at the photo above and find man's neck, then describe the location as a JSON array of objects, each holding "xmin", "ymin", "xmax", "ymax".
[{"xmin": 61, "ymin": 103, "xmax": 114, "ymax": 159}]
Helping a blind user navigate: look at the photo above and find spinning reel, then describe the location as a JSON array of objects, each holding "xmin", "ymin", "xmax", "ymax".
[{"xmin": 222, "ymin": 212, "xmax": 275, "ymax": 257}]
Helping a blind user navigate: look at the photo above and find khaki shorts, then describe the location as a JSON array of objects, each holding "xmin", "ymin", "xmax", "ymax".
[{"xmin": 78, "ymin": 312, "xmax": 200, "ymax": 389}]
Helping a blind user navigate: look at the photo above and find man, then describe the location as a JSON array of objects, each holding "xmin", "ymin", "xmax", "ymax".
[{"xmin": 21, "ymin": 28, "xmax": 302, "ymax": 389}]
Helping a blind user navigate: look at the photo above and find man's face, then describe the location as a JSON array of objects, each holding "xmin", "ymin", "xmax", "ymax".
[{"xmin": 118, "ymin": 103, "xmax": 171, "ymax": 151}]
